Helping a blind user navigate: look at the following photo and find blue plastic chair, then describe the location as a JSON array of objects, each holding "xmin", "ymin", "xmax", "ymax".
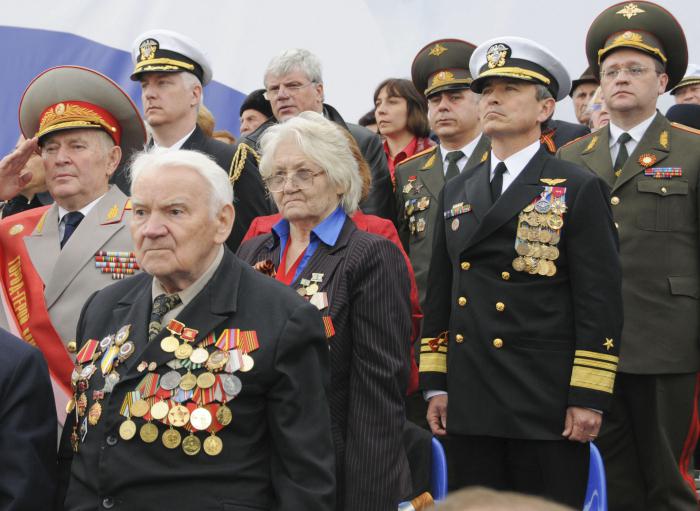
[
  {"xmin": 583, "ymin": 442, "xmax": 607, "ymax": 511},
  {"xmin": 430, "ymin": 437, "xmax": 448, "ymax": 501}
]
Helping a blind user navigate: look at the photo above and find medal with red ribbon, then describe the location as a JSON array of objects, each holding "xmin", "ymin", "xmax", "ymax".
[{"xmin": 76, "ymin": 339, "xmax": 99, "ymax": 364}]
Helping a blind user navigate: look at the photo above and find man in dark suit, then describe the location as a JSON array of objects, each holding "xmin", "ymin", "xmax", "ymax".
[
  {"xmin": 0, "ymin": 329, "xmax": 56, "ymax": 511},
  {"xmin": 557, "ymin": 3, "xmax": 700, "ymax": 509},
  {"xmin": 236, "ymin": 48, "xmax": 395, "ymax": 223},
  {"xmin": 130, "ymin": 29, "xmax": 270, "ymax": 251},
  {"xmin": 421, "ymin": 36, "xmax": 622, "ymax": 508},
  {"xmin": 57, "ymin": 149, "xmax": 335, "ymax": 511}
]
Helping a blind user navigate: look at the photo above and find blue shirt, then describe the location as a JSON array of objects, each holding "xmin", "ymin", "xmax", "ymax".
[{"xmin": 272, "ymin": 206, "xmax": 347, "ymax": 283}]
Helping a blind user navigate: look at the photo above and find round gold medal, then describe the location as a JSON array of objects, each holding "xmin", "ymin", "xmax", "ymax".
[
  {"xmin": 190, "ymin": 407, "xmax": 213, "ymax": 431},
  {"xmin": 548, "ymin": 246, "xmax": 560, "ymax": 261},
  {"xmin": 548, "ymin": 261, "xmax": 558, "ymax": 277},
  {"xmin": 516, "ymin": 225, "xmax": 529, "ymax": 239},
  {"xmin": 150, "ymin": 400, "xmax": 169, "ymax": 420},
  {"xmin": 451, "ymin": 218, "xmax": 459, "ymax": 231},
  {"xmin": 182, "ymin": 434, "xmax": 201, "ymax": 456},
  {"xmin": 205, "ymin": 350, "xmax": 229, "ymax": 372},
  {"xmin": 196, "ymin": 372, "xmax": 216, "ymax": 389},
  {"xmin": 240, "ymin": 354, "xmax": 255, "ymax": 372},
  {"xmin": 515, "ymin": 242, "xmax": 529, "ymax": 256},
  {"xmin": 140, "ymin": 422, "xmax": 159, "ymax": 443},
  {"xmin": 162, "ymin": 428, "xmax": 182, "ymax": 449},
  {"xmin": 174, "ymin": 343, "xmax": 193, "ymax": 360},
  {"xmin": 168, "ymin": 404, "xmax": 190, "ymax": 427},
  {"xmin": 546, "ymin": 214, "xmax": 564, "ymax": 230},
  {"xmin": 538, "ymin": 229, "xmax": 553, "ymax": 244},
  {"xmin": 160, "ymin": 335, "xmax": 180, "ymax": 353},
  {"xmin": 119, "ymin": 419, "xmax": 137, "ymax": 440},
  {"xmin": 216, "ymin": 404, "xmax": 233, "ymax": 426},
  {"xmin": 523, "ymin": 203, "xmax": 535, "ymax": 213},
  {"xmin": 512, "ymin": 257, "xmax": 526, "ymax": 272},
  {"xmin": 203, "ymin": 434, "xmax": 223, "ymax": 456},
  {"xmin": 296, "ymin": 287, "xmax": 306, "ymax": 296},
  {"xmin": 305, "ymin": 283, "xmax": 319, "ymax": 296},
  {"xmin": 130, "ymin": 399, "xmax": 150, "ymax": 418},
  {"xmin": 189, "ymin": 347, "xmax": 209, "ymax": 365},
  {"xmin": 537, "ymin": 259, "xmax": 549, "ymax": 276},
  {"xmin": 179, "ymin": 372, "xmax": 197, "ymax": 391}
]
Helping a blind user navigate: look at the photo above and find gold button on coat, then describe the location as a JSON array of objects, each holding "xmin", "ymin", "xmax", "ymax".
[
  {"xmin": 461, "ymin": 261, "xmax": 471, "ymax": 270},
  {"xmin": 455, "ymin": 334, "xmax": 464, "ymax": 343},
  {"xmin": 611, "ymin": 196, "xmax": 620, "ymax": 205},
  {"xmin": 67, "ymin": 340, "xmax": 77, "ymax": 353},
  {"xmin": 496, "ymin": 302, "xmax": 505, "ymax": 312},
  {"xmin": 458, "ymin": 296, "xmax": 468, "ymax": 306},
  {"xmin": 501, "ymin": 271, "xmax": 510, "ymax": 280},
  {"xmin": 661, "ymin": 186, "xmax": 668, "ymax": 194},
  {"xmin": 493, "ymin": 338, "xmax": 504, "ymax": 348}
]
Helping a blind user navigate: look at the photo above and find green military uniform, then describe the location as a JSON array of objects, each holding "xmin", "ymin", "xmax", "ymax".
[{"xmin": 557, "ymin": 3, "xmax": 700, "ymax": 509}]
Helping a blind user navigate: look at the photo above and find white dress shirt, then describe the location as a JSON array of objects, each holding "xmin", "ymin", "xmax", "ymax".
[
  {"xmin": 489, "ymin": 139, "xmax": 542, "ymax": 192},
  {"xmin": 608, "ymin": 113, "xmax": 656, "ymax": 163},
  {"xmin": 152, "ymin": 127, "xmax": 196, "ymax": 150},
  {"xmin": 57, "ymin": 193, "xmax": 105, "ymax": 241},
  {"xmin": 439, "ymin": 136, "xmax": 483, "ymax": 176}
]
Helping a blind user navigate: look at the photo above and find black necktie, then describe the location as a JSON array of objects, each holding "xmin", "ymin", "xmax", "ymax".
[
  {"xmin": 490, "ymin": 162, "xmax": 508, "ymax": 202},
  {"xmin": 60, "ymin": 211, "xmax": 84, "ymax": 248},
  {"xmin": 614, "ymin": 132, "xmax": 632, "ymax": 175},
  {"xmin": 445, "ymin": 151, "xmax": 464, "ymax": 180},
  {"xmin": 148, "ymin": 293, "xmax": 182, "ymax": 341}
]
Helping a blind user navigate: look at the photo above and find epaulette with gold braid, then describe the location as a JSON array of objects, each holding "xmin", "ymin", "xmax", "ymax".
[
  {"xmin": 559, "ymin": 130, "xmax": 595, "ymax": 150},
  {"xmin": 671, "ymin": 122, "xmax": 700, "ymax": 136},
  {"xmin": 396, "ymin": 145, "xmax": 438, "ymax": 168},
  {"xmin": 229, "ymin": 143, "xmax": 260, "ymax": 184}
]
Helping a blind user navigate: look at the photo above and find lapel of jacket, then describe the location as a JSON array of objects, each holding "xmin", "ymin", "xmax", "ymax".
[
  {"xmin": 464, "ymin": 134, "xmax": 491, "ymax": 171},
  {"xmin": 580, "ymin": 127, "xmax": 615, "ymax": 186},
  {"xmin": 415, "ymin": 148, "xmax": 444, "ymax": 201},
  {"xmin": 24, "ymin": 205, "xmax": 60, "ymax": 287},
  {"xmin": 180, "ymin": 125, "xmax": 205, "ymax": 150},
  {"xmin": 120, "ymin": 250, "xmax": 241, "ymax": 384},
  {"xmin": 465, "ymin": 148, "xmax": 547, "ymax": 250},
  {"xmin": 613, "ymin": 112, "xmax": 671, "ymax": 192},
  {"xmin": 43, "ymin": 187, "xmax": 129, "ymax": 308},
  {"xmin": 290, "ymin": 218, "xmax": 356, "ymax": 294},
  {"xmin": 462, "ymin": 159, "xmax": 492, "ymax": 223}
]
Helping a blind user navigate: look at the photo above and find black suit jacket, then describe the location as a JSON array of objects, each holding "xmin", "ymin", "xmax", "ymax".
[
  {"xmin": 239, "ymin": 104, "xmax": 396, "ymax": 223},
  {"xmin": 181, "ymin": 126, "xmax": 271, "ymax": 252},
  {"xmin": 420, "ymin": 147, "xmax": 623, "ymax": 440},
  {"xmin": 0, "ymin": 329, "xmax": 56, "ymax": 511},
  {"xmin": 541, "ymin": 119, "xmax": 590, "ymax": 153},
  {"xmin": 58, "ymin": 249, "xmax": 335, "ymax": 511},
  {"xmin": 238, "ymin": 218, "xmax": 412, "ymax": 511}
]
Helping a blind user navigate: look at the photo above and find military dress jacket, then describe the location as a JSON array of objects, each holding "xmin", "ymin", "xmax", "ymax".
[
  {"xmin": 58, "ymin": 249, "xmax": 335, "ymax": 511},
  {"xmin": 180, "ymin": 125, "xmax": 271, "ymax": 252},
  {"xmin": 558, "ymin": 112, "xmax": 700, "ymax": 374},
  {"xmin": 419, "ymin": 147, "xmax": 623, "ymax": 440},
  {"xmin": 238, "ymin": 218, "xmax": 412, "ymax": 511},
  {"xmin": 395, "ymin": 136, "xmax": 490, "ymax": 306}
]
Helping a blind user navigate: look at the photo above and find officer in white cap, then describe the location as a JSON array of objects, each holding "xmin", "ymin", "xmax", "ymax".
[
  {"xmin": 420, "ymin": 36, "xmax": 622, "ymax": 508},
  {"xmin": 130, "ymin": 29, "xmax": 270, "ymax": 250},
  {"xmin": 671, "ymin": 63, "xmax": 700, "ymax": 105}
]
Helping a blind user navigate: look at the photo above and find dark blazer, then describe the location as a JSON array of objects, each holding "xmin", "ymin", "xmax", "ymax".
[
  {"xmin": 180, "ymin": 125, "xmax": 271, "ymax": 252},
  {"xmin": 558, "ymin": 112, "xmax": 700, "ymax": 374},
  {"xmin": 420, "ymin": 147, "xmax": 623, "ymax": 440},
  {"xmin": 239, "ymin": 104, "xmax": 396, "ymax": 224},
  {"xmin": 0, "ymin": 329, "xmax": 56, "ymax": 511},
  {"xmin": 238, "ymin": 218, "xmax": 412, "ymax": 511},
  {"xmin": 541, "ymin": 119, "xmax": 590, "ymax": 153},
  {"xmin": 58, "ymin": 249, "xmax": 335, "ymax": 511}
]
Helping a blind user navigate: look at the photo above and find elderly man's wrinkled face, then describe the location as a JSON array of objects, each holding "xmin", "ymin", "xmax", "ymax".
[
  {"xmin": 572, "ymin": 82, "xmax": 598, "ymax": 125},
  {"xmin": 41, "ymin": 129, "xmax": 120, "ymax": 211},
  {"xmin": 265, "ymin": 70, "xmax": 324, "ymax": 122},
  {"xmin": 675, "ymin": 84, "xmax": 700, "ymax": 105},
  {"xmin": 268, "ymin": 138, "xmax": 342, "ymax": 226},
  {"xmin": 130, "ymin": 165, "xmax": 233, "ymax": 293},
  {"xmin": 239, "ymin": 109, "xmax": 269, "ymax": 137}
]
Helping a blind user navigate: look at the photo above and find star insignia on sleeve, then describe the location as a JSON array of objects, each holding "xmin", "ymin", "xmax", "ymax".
[{"xmin": 603, "ymin": 338, "xmax": 614, "ymax": 351}]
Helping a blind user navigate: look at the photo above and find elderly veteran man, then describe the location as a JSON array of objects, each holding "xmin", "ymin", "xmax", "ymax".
[
  {"xmin": 56, "ymin": 149, "xmax": 335, "ymax": 511},
  {"xmin": 237, "ymin": 48, "xmax": 395, "ymax": 223},
  {"xmin": 557, "ymin": 2, "xmax": 700, "ymax": 509},
  {"xmin": 671, "ymin": 63, "xmax": 700, "ymax": 105},
  {"xmin": 0, "ymin": 66, "xmax": 146, "ymax": 421},
  {"xmin": 421, "ymin": 36, "xmax": 622, "ymax": 508},
  {"xmin": 130, "ymin": 29, "xmax": 270, "ymax": 251},
  {"xmin": 569, "ymin": 67, "xmax": 599, "ymax": 126}
]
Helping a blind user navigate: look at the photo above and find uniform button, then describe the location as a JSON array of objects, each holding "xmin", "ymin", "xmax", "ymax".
[
  {"xmin": 67, "ymin": 340, "xmax": 77, "ymax": 353},
  {"xmin": 457, "ymin": 296, "xmax": 468, "ymax": 307},
  {"xmin": 493, "ymin": 338, "xmax": 504, "ymax": 349},
  {"xmin": 610, "ymin": 196, "xmax": 620, "ymax": 205},
  {"xmin": 102, "ymin": 497, "xmax": 115, "ymax": 509},
  {"xmin": 106, "ymin": 435, "xmax": 118, "ymax": 446},
  {"xmin": 496, "ymin": 302, "xmax": 505, "ymax": 312},
  {"xmin": 615, "ymin": 222, "xmax": 619, "ymax": 229},
  {"xmin": 455, "ymin": 334, "xmax": 464, "ymax": 343},
  {"xmin": 461, "ymin": 261, "xmax": 471, "ymax": 270},
  {"xmin": 661, "ymin": 186, "xmax": 668, "ymax": 194},
  {"xmin": 501, "ymin": 271, "xmax": 510, "ymax": 281}
]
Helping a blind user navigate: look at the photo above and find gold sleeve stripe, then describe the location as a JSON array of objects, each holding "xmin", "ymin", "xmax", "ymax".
[
  {"xmin": 420, "ymin": 346, "xmax": 447, "ymax": 354},
  {"xmin": 420, "ymin": 352, "xmax": 447, "ymax": 373},
  {"xmin": 570, "ymin": 366, "xmax": 616, "ymax": 394},
  {"xmin": 575, "ymin": 350, "xmax": 619, "ymax": 364},
  {"xmin": 574, "ymin": 358, "xmax": 617, "ymax": 372},
  {"xmin": 420, "ymin": 337, "xmax": 437, "ymax": 345}
]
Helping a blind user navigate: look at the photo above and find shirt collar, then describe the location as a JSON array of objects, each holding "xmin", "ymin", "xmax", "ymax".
[
  {"xmin": 272, "ymin": 205, "xmax": 347, "ymax": 248},
  {"xmin": 153, "ymin": 126, "xmax": 196, "ymax": 150},
  {"xmin": 439, "ymin": 136, "xmax": 482, "ymax": 166},
  {"xmin": 57, "ymin": 192, "xmax": 106, "ymax": 223},
  {"xmin": 151, "ymin": 245, "xmax": 224, "ymax": 306},
  {"xmin": 608, "ymin": 112, "xmax": 657, "ymax": 147},
  {"xmin": 490, "ymin": 139, "xmax": 541, "ymax": 176}
]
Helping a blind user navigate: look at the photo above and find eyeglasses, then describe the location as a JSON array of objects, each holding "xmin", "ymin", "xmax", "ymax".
[
  {"xmin": 264, "ymin": 169, "xmax": 325, "ymax": 192},
  {"xmin": 600, "ymin": 66, "xmax": 654, "ymax": 81},
  {"xmin": 263, "ymin": 82, "xmax": 316, "ymax": 100}
]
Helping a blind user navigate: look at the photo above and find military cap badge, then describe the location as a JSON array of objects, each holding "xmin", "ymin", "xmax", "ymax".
[
  {"xmin": 139, "ymin": 38, "xmax": 158, "ymax": 62},
  {"xmin": 486, "ymin": 43, "xmax": 510, "ymax": 69}
]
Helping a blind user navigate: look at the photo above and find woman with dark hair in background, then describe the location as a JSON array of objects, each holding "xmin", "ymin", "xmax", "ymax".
[{"xmin": 373, "ymin": 78, "xmax": 433, "ymax": 183}]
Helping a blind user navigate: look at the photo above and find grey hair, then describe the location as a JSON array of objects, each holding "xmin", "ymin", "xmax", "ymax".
[
  {"xmin": 180, "ymin": 71, "xmax": 204, "ymax": 110},
  {"xmin": 258, "ymin": 111, "xmax": 361, "ymax": 214},
  {"xmin": 535, "ymin": 84, "xmax": 554, "ymax": 101},
  {"xmin": 264, "ymin": 48, "xmax": 323, "ymax": 87},
  {"xmin": 129, "ymin": 148, "xmax": 232, "ymax": 218}
]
